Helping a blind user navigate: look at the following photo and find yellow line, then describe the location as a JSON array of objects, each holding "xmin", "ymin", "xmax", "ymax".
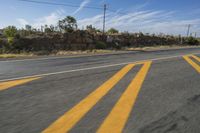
[
  {"xmin": 191, "ymin": 55, "xmax": 200, "ymax": 62},
  {"xmin": 0, "ymin": 77, "xmax": 41, "ymax": 91},
  {"xmin": 42, "ymin": 64, "xmax": 135, "ymax": 133},
  {"xmin": 97, "ymin": 61, "xmax": 152, "ymax": 133},
  {"xmin": 183, "ymin": 56, "xmax": 200, "ymax": 73}
]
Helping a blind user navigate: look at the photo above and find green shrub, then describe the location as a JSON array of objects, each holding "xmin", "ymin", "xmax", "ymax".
[
  {"xmin": 107, "ymin": 28, "xmax": 119, "ymax": 34},
  {"xmin": 4, "ymin": 26, "xmax": 17, "ymax": 38},
  {"xmin": 0, "ymin": 38, "xmax": 9, "ymax": 53},
  {"xmin": 8, "ymin": 37, "xmax": 14, "ymax": 45},
  {"xmin": 95, "ymin": 41, "xmax": 107, "ymax": 49},
  {"xmin": 0, "ymin": 38, "xmax": 3, "ymax": 53},
  {"xmin": 187, "ymin": 37, "xmax": 199, "ymax": 45},
  {"xmin": 114, "ymin": 42, "xmax": 122, "ymax": 50}
]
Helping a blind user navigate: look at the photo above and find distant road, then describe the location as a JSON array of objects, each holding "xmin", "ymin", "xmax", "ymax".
[{"xmin": 0, "ymin": 47, "xmax": 200, "ymax": 133}]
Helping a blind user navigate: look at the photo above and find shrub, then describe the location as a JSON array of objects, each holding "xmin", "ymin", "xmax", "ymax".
[
  {"xmin": 0, "ymin": 38, "xmax": 10, "ymax": 53},
  {"xmin": 7, "ymin": 37, "xmax": 14, "ymax": 45},
  {"xmin": 95, "ymin": 41, "xmax": 107, "ymax": 49},
  {"xmin": 0, "ymin": 38, "xmax": 3, "ymax": 53},
  {"xmin": 4, "ymin": 26, "xmax": 17, "ymax": 38},
  {"xmin": 114, "ymin": 42, "xmax": 122, "ymax": 50},
  {"xmin": 107, "ymin": 28, "xmax": 119, "ymax": 34},
  {"xmin": 187, "ymin": 37, "xmax": 199, "ymax": 45}
]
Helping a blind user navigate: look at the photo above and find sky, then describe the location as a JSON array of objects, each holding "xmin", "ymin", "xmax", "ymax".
[{"xmin": 0, "ymin": 0, "xmax": 200, "ymax": 36}]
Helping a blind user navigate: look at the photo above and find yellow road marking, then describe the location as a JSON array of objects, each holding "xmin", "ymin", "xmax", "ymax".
[
  {"xmin": 191, "ymin": 55, "xmax": 200, "ymax": 62},
  {"xmin": 42, "ymin": 64, "xmax": 135, "ymax": 133},
  {"xmin": 0, "ymin": 77, "xmax": 41, "ymax": 91},
  {"xmin": 183, "ymin": 55, "xmax": 200, "ymax": 73},
  {"xmin": 97, "ymin": 61, "xmax": 152, "ymax": 133}
]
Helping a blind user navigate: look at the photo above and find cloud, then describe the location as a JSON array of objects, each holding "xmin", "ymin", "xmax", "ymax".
[
  {"xmin": 78, "ymin": 10, "xmax": 200, "ymax": 36},
  {"xmin": 73, "ymin": 0, "xmax": 91, "ymax": 15},
  {"xmin": 17, "ymin": 9, "xmax": 65, "ymax": 28},
  {"xmin": 15, "ymin": 8, "xmax": 200, "ymax": 36},
  {"xmin": 17, "ymin": 18, "xmax": 29, "ymax": 26},
  {"xmin": 32, "ymin": 9, "xmax": 65, "ymax": 27}
]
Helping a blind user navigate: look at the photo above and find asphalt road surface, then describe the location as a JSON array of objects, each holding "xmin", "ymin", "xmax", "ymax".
[{"xmin": 0, "ymin": 47, "xmax": 200, "ymax": 133}]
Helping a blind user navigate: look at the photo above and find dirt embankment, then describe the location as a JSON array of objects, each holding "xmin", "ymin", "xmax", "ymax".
[{"xmin": 1, "ymin": 31, "xmax": 194, "ymax": 54}]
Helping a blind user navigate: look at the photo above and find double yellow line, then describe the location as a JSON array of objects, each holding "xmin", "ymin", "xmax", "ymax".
[
  {"xmin": 183, "ymin": 55, "xmax": 200, "ymax": 73},
  {"xmin": 43, "ymin": 61, "xmax": 152, "ymax": 133}
]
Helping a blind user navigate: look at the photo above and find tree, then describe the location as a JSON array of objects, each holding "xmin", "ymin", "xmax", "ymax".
[
  {"xmin": 4, "ymin": 26, "xmax": 17, "ymax": 37},
  {"xmin": 3, "ymin": 26, "xmax": 18, "ymax": 45},
  {"xmin": 187, "ymin": 36, "xmax": 199, "ymax": 45},
  {"xmin": 25, "ymin": 25, "xmax": 32, "ymax": 31},
  {"xmin": 58, "ymin": 16, "xmax": 77, "ymax": 33},
  {"xmin": 50, "ymin": 25, "xmax": 55, "ymax": 32},
  {"xmin": 86, "ymin": 25, "xmax": 101, "ymax": 34},
  {"xmin": 42, "ymin": 25, "xmax": 55, "ymax": 33},
  {"xmin": 107, "ymin": 28, "xmax": 119, "ymax": 34}
]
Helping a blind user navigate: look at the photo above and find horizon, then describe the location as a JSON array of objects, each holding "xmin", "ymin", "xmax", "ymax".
[{"xmin": 0, "ymin": 0, "xmax": 200, "ymax": 36}]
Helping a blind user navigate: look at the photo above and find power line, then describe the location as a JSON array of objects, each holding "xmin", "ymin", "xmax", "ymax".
[
  {"xmin": 107, "ymin": 9, "xmax": 130, "ymax": 15},
  {"xmin": 18, "ymin": 0, "xmax": 103, "ymax": 10},
  {"xmin": 19, "ymin": 0, "xmax": 107, "ymax": 32}
]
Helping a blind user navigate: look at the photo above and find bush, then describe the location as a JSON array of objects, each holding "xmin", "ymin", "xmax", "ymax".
[
  {"xmin": 0, "ymin": 38, "xmax": 3, "ymax": 53},
  {"xmin": 4, "ymin": 26, "xmax": 17, "ymax": 38},
  {"xmin": 7, "ymin": 37, "xmax": 14, "ymax": 45},
  {"xmin": 0, "ymin": 38, "xmax": 10, "ymax": 53},
  {"xmin": 95, "ymin": 41, "xmax": 107, "ymax": 49},
  {"xmin": 107, "ymin": 28, "xmax": 119, "ymax": 34},
  {"xmin": 187, "ymin": 37, "xmax": 199, "ymax": 45},
  {"xmin": 114, "ymin": 42, "xmax": 122, "ymax": 50}
]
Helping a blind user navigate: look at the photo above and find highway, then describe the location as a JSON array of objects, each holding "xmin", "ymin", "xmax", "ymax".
[{"xmin": 0, "ymin": 47, "xmax": 200, "ymax": 133}]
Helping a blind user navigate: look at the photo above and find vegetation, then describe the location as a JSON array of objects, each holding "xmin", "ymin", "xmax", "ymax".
[
  {"xmin": 95, "ymin": 41, "xmax": 107, "ymax": 49},
  {"xmin": 187, "ymin": 36, "xmax": 199, "ymax": 45},
  {"xmin": 58, "ymin": 16, "xmax": 77, "ymax": 33},
  {"xmin": 107, "ymin": 28, "xmax": 119, "ymax": 34},
  {"xmin": 86, "ymin": 25, "xmax": 101, "ymax": 33},
  {"xmin": 0, "ymin": 15, "xmax": 199, "ymax": 55},
  {"xmin": 4, "ymin": 26, "xmax": 17, "ymax": 38},
  {"xmin": 3, "ymin": 26, "xmax": 18, "ymax": 45}
]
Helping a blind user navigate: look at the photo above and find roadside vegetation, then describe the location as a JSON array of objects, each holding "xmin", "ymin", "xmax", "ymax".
[{"xmin": 0, "ymin": 16, "xmax": 199, "ymax": 56}]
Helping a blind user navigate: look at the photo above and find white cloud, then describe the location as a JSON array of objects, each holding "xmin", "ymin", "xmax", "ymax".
[
  {"xmin": 32, "ymin": 9, "xmax": 65, "ymax": 28},
  {"xmin": 78, "ymin": 10, "xmax": 200, "ymax": 36},
  {"xmin": 17, "ymin": 18, "xmax": 29, "ymax": 26},
  {"xmin": 15, "ymin": 8, "xmax": 200, "ymax": 36},
  {"xmin": 73, "ymin": 0, "xmax": 91, "ymax": 15},
  {"xmin": 16, "ymin": 9, "xmax": 66, "ymax": 28}
]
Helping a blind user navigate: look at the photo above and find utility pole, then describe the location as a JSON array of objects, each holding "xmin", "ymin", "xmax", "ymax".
[
  {"xmin": 103, "ymin": 4, "xmax": 107, "ymax": 35},
  {"xmin": 186, "ymin": 24, "xmax": 191, "ymax": 37}
]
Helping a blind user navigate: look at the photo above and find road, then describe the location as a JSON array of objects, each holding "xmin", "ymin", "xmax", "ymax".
[{"xmin": 0, "ymin": 47, "xmax": 200, "ymax": 133}]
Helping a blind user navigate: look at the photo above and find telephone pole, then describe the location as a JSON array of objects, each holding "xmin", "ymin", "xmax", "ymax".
[
  {"xmin": 186, "ymin": 24, "xmax": 191, "ymax": 37},
  {"xmin": 103, "ymin": 4, "xmax": 107, "ymax": 35}
]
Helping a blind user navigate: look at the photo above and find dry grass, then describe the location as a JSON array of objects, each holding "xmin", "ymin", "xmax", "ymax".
[
  {"xmin": 0, "ymin": 45, "xmax": 199, "ymax": 59},
  {"xmin": 54, "ymin": 49, "xmax": 115, "ymax": 56},
  {"xmin": 0, "ymin": 53, "xmax": 34, "ymax": 58},
  {"xmin": 0, "ymin": 50, "xmax": 115, "ymax": 58},
  {"xmin": 125, "ymin": 45, "xmax": 200, "ymax": 51}
]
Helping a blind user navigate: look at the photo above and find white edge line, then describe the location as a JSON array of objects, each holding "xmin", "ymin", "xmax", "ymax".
[
  {"xmin": 1, "ymin": 47, "xmax": 200, "ymax": 63},
  {"xmin": 0, "ymin": 52, "xmax": 200, "ymax": 82},
  {"xmin": 0, "ymin": 51, "xmax": 133, "ymax": 63}
]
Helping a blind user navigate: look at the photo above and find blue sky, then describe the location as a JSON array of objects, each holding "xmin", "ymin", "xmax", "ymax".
[{"xmin": 0, "ymin": 0, "xmax": 200, "ymax": 36}]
